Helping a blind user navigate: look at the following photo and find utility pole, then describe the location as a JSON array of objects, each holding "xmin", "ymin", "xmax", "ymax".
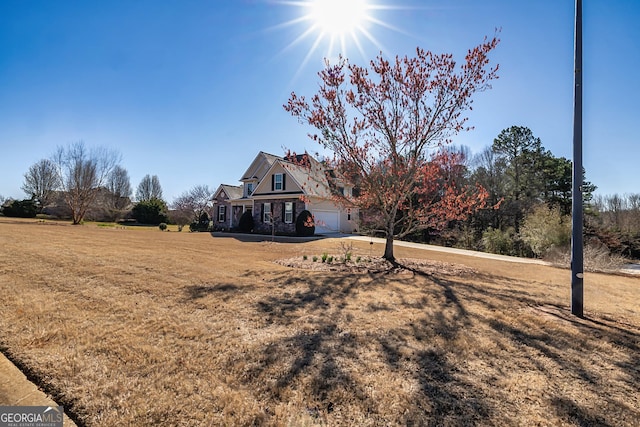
[{"xmin": 571, "ymin": 0, "xmax": 584, "ymax": 317}]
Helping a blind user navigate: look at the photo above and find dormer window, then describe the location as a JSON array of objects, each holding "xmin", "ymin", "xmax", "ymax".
[{"xmin": 246, "ymin": 182, "xmax": 254, "ymax": 196}]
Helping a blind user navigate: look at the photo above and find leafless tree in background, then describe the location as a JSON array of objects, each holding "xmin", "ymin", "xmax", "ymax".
[
  {"xmin": 22, "ymin": 158, "xmax": 61, "ymax": 209},
  {"xmin": 172, "ymin": 185, "xmax": 213, "ymax": 224},
  {"xmin": 53, "ymin": 141, "xmax": 121, "ymax": 224},
  {"xmin": 593, "ymin": 193, "xmax": 640, "ymax": 234},
  {"xmin": 107, "ymin": 165, "xmax": 132, "ymax": 210},
  {"xmin": 136, "ymin": 174, "xmax": 163, "ymax": 202}
]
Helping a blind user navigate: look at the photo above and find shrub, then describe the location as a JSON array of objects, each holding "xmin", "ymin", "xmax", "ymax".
[
  {"xmin": 238, "ymin": 210, "xmax": 254, "ymax": 233},
  {"xmin": 2, "ymin": 199, "xmax": 38, "ymax": 218},
  {"xmin": 482, "ymin": 227, "xmax": 515, "ymax": 255},
  {"xmin": 321, "ymin": 252, "xmax": 328, "ymax": 263},
  {"xmin": 190, "ymin": 212, "xmax": 211, "ymax": 232},
  {"xmin": 168, "ymin": 210, "xmax": 191, "ymax": 231},
  {"xmin": 132, "ymin": 198, "xmax": 169, "ymax": 225},
  {"xmin": 546, "ymin": 238, "xmax": 627, "ymax": 272},
  {"xmin": 312, "ymin": 256, "xmax": 318, "ymax": 262},
  {"xmin": 339, "ymin": 241, "xmax": 354, "ymax": 263},
  {"xmin": 158, "ymin": 223, "xmax": 168, "ymax": 231},
  {"xmin": 295, "ymin": 210, "xmax": 315, "ymax": 236},
  {"xmin": 520, "ymin": 204, "xmax": 571, "ymax": 257}
]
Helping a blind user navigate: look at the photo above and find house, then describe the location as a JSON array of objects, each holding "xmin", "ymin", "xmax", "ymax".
[
  {"xmin": 212, "ymin": 184, "xmax": 243, "ymax": 229},
  {"xmin": 212, "ymin": 151, "xmax": 358, "ymax": 235}
]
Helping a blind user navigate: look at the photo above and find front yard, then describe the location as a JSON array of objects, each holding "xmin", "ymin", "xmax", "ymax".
[{"xmin": 0, "ymin": 217, "xmax": 638, "ymax": 426}]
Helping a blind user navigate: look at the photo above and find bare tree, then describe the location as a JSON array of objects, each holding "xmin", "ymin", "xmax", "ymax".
[
  {"xmin": 53, "ymin": 141, "xmax": 121, "ymax": 224},
  {"xmin": 22, "ymin": 158, "xmax": 61, "ymax": 209},
  {"xmin": 168, "ymin": 209, "xmax": 192, "ymax": 231},
  {"xmin": 107, "ymin": 165, "xmax": 132, "ymax": 210},
  {"xmin": 171, "ymin": 185, "xmax": 213, "ymax": 224},
  {"xmin": 597, "ymin": 193, "xmax": 640, "ymax": 234},
  {"xmin": 136, "ymin": 174, "xmax": 163, "ymax": 202}
]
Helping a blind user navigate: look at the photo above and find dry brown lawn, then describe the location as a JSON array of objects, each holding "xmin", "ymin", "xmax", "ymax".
[{"xmin": 0, "ymin": 217, "xmax": 638, "ymax": 426}]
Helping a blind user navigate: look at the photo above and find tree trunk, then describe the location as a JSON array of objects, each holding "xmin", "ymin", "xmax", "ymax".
[{"xmin": 383, "ymin": 233, "xmax": 395, "ymax": 261}]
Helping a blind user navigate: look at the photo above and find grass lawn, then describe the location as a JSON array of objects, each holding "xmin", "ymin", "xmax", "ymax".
[{"xmin": 0, "ymin": 217, "xmax": 638, "ymax": 426}]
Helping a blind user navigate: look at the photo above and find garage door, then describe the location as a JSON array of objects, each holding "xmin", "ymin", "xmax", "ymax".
[{"xmin": 312, "ymin": 210, "xmax": 339, "ymax": 234}]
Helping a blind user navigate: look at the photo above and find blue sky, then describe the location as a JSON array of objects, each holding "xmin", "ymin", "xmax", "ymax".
[{"xmin": 1, "ymin": 0, "xmax": 638, "ymax": 202}]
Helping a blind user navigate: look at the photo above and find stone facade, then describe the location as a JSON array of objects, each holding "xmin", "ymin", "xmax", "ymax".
[
  {"xmin": 212, "ymin": 193, "xmax": 231, "ymax": 230},
  {"xmin": 252, "ymin": 198, "xmax": 304, "ymax": 235}
]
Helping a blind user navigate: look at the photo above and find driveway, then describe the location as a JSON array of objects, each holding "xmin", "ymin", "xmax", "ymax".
[{"xmin": 346, "ymin": 235, "xmax": 549, "ymax": 265}]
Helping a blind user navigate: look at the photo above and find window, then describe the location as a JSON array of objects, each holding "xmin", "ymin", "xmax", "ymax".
[
  {"xmin": 274, "ymin": 173, "xmax": 283, "ymax": 191},
  {"xmin": 263, "ymin": 203, "xmax": 272, "ymax": 223},
  {"xmin": 218, "ymin": 205, "xmax": 226, "ymax": 222},
  {"xmin": 284, "ymin": 202, "xmax": 293, "ymax": 224},
  {"xmin": 246, "ymin": 183, "xmax": 254, "ymax": 196}
]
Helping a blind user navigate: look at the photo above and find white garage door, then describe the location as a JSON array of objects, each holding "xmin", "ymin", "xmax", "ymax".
[{"xmin": 312, "ymin": 210, "xmax": 339, "ymax": 234}]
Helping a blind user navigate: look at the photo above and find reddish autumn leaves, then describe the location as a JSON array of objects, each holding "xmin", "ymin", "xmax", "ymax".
[{"xmin": 285, "ymin": 36, "xmax": 500, "ymax": 260}]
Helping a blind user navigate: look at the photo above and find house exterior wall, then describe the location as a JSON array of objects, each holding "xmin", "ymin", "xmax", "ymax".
[
  {"xmin": 339, "ymin": 208, "xmax": 358, "ymax": 233},
  {"xmin": 213, "ymin": 193, "xmax": 232, "ymax": 230},
  {"xmin": 253, "ymin": 163, "xmax": 303, "ymax": 196},
  {"xmin": 252, "ymin": 197, "xmax": 304, "ymax": 235},
  {"xmin": 307, "ymin": 197, "xmax": 359, "ymax": 233}
]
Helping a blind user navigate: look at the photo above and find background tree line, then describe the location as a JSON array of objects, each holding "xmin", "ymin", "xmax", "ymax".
[
  {"xmin": 402, "ymin": 125, "xmax": 639, "ymax": 262},
  {"xmin": 1, "ymin": 141, "xmax": 215, "ymax": 229},
  {"xmin": 2, "ymin": 135, "xmax": 638, "ymax": 261}
]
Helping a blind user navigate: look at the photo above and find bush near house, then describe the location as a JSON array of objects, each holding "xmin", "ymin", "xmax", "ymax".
[
  {"xmin": 295, "ymin": 210, "xmax": 315, "ymax": 237},
  {"xmin": 189, "ymin": 212, "xmax": 211, "ymax": 232}
]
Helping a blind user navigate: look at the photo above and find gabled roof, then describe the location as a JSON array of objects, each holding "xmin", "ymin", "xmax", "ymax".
[
  {"xmin": 246, "ymin": 152, "xmax": 334, "ymax": 199},
  {"xmin": 279, "ymin": 156, "xmax": 333, "ymax": 199},
  {"xmin": 240, "ymin": 151, "xmax": 281, "ymax": 181},
  {"xmin": 214, "ymin": 184, "xmax": 243, "ymax": 201}
]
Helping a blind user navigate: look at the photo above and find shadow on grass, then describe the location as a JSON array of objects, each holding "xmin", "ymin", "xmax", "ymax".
[
  {"xmin": 183, "ymin": 283, "xmax": 247, "ymax": 301},
  {"xmin": 236, "ymin": 262, "xmax": 640, "ymax": 425},
  {"xmin": 551, "ymin": 396, "xmax": 615, "ymax": 427},
  {"xmin": 209, "ymin": 231, "xmax": 326, "ymax": 244},
  {"xmin": 237, "ymin": 267, "xmax": 492, "ymax": 424}
]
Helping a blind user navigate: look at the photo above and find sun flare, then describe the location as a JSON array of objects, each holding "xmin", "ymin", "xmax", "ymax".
[
  {"xmin": 309, "ymin": 0, "xmax": 368, "ymax": 37},
  {"xmin": 272, "ymin": 0, "xmax": 405, "ymax": 77}
]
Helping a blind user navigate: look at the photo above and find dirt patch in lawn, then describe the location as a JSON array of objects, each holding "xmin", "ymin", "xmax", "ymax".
[{"xmin": 1, "ymin": 217, "xmax": 639, "ymax": 426}]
